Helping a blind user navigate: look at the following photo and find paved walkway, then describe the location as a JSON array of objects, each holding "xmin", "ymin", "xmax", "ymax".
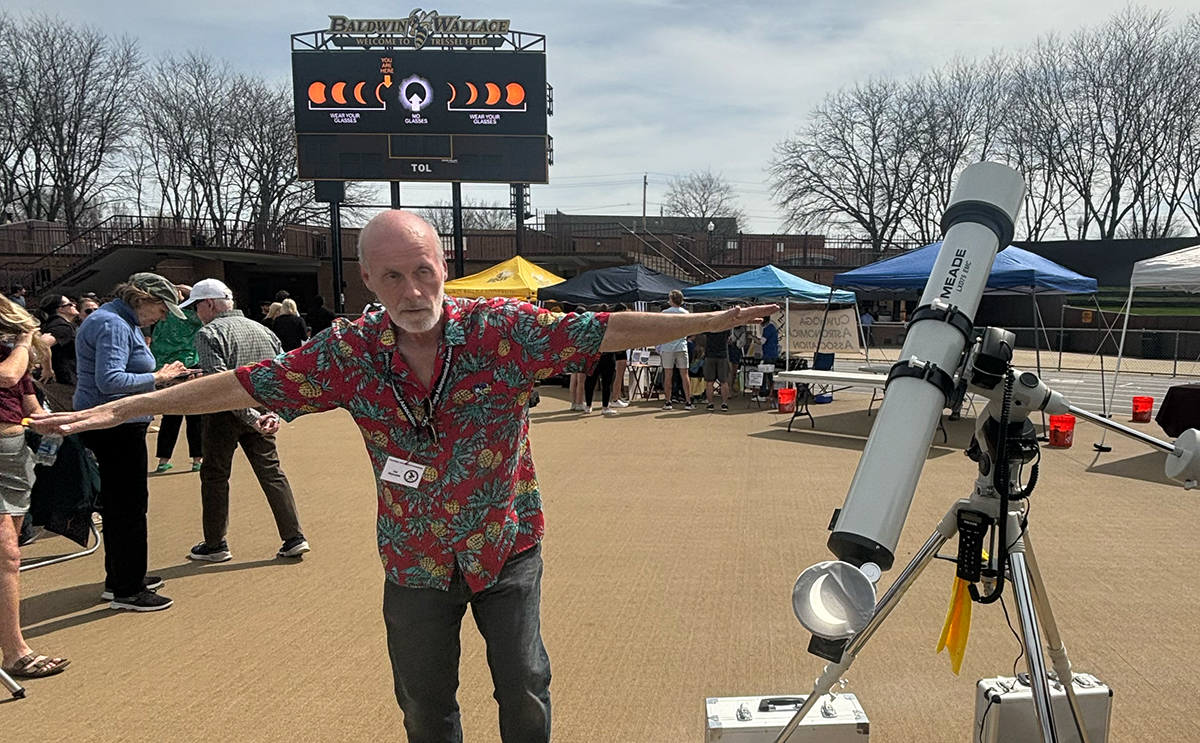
[{"xmin": 11, "ymin": 389, "xmax": 1198, "ymax": 742}]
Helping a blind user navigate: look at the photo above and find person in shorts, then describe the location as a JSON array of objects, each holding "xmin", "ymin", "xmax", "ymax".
[
  {"xmin": 0, "ymin": 296, "xmax": 70, "ymax": 679},
  {"xmin": 659, "ymin": 290, "xmax": 693, "ymax": 410},
  {"xmin": 703, "ymin": 324, "xmax": 732, "ymax": 411}
]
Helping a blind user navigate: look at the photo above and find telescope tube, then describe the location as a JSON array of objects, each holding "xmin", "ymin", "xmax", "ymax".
[{"xmin": 827, "ymin": 163, "xmax": 1025, "ymax": 571}]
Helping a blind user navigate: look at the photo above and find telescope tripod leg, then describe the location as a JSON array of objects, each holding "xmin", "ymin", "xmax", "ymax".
[
  {"xmin": 1007, "ymin": 549, "xmax": 1060, "ymax": 742},
  {"xmin": 772, "ymin": 504, "xmax": 962, "ymax": 743},
  {"xmin": 1021, "ymin": 534, "xmax": 1093, "ymax": 743},
  {"xmin": 0, "ymin": 666, "xmax": 24, "ymax": 698}
]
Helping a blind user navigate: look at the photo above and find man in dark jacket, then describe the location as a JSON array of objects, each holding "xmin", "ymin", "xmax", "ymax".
[{"xmin": 306, "ymin": 295, "xmax": 337, "ymax": 336}]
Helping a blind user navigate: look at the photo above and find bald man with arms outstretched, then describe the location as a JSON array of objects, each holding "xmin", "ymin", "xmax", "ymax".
[{"xmin": 34, "ymin": 210, "xmax": 776, "ymax": 743}]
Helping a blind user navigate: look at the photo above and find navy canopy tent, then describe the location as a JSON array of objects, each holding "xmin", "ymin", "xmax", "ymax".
[
  {"xmin": 537, "ymin": 264, "xmax": 691, "ymax": 305},
  {"xmin": 833, "ymin": 243, "xmax": 1097, "ymax": 295},
  {"xmin": 683, "ymin": 265, "xmax": 857, "ymax": 303}
]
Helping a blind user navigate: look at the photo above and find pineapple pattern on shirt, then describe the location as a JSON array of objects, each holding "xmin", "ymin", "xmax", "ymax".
[{"xmin": 235, "ymin": 296, "xmax": 608, "ymax": 592}]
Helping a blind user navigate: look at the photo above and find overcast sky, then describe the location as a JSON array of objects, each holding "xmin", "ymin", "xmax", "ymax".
[{"xmin": 15, "ymin": 0, "xmax": 1195, "ymax": 231}]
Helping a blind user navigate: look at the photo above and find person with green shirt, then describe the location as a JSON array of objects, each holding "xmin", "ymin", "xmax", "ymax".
[{"xmin": 150, "ymin": 285, "xmax": 204, "ymax": 473}]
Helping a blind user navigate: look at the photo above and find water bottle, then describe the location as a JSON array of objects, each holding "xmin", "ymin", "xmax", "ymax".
[
  {"xmin": 33, "ymin": 401, "xmax": 61, "ymax": 467},
  {"xmin": 34, "ymin": 432, "xmax": 62, "ymax": 466}
]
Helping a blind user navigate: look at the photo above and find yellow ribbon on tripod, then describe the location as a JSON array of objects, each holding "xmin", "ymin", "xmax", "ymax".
[
  {"xmin": 936, "ymin": 577, "xmax": 973, "ymax": 674},
  {"xmin": 937, "ymin": 548, "xmax": 988, "ymax": 675}
]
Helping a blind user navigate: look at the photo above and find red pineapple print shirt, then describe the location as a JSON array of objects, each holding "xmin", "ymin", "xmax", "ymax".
[{"xmin": 235, "ymin": 297, "xmax": 609, "ymax": 592}]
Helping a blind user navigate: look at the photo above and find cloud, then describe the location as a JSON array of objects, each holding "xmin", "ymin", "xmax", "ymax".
[{"xmin": 19, "ymin": 0, "xmax": 1193, "ymax": 231}]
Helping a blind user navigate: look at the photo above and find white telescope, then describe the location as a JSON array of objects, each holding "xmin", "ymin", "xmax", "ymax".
[{"xmin": 828, "ymin": 162, "xmax": 1025, "ymax": 572}]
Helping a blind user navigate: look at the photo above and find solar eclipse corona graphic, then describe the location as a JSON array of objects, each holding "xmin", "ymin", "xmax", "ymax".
[{"xmin": 399, "ymin": 75, "xmax": 433, "ymax": 112}]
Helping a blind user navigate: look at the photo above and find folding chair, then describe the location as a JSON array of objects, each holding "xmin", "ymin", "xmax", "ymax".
[{"xmin": 811, "ymin": 352, "xmax": 836, "ymax": 400}]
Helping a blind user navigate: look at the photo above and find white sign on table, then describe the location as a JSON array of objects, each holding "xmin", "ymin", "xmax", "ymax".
[{"xmin": 787, "ymin": 308, "xmax": 860, "ymax": 353}]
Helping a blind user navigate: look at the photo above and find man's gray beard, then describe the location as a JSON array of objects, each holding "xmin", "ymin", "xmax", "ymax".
[{"xmin": 391, "ymin": 296, "xmax": 443, "ymax": 334}]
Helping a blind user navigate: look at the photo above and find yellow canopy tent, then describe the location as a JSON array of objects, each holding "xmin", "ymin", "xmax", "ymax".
[{"xmin": 443, "ymin": 256, "xmax": 564, "ymax": 300}]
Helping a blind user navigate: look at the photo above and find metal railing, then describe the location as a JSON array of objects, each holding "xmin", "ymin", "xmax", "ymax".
[
  {"xmin": 0, "ymin": 216, "xmax": 330, "ymax": 295},
  {"xmin": 862, "ymin": 323, "xmax": 1200, "ymax": 377}
]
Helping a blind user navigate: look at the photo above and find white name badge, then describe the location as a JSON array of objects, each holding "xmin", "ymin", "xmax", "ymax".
[{"xmin": 381, "ymin": 456, "xmax": 427, "ymax": 488}]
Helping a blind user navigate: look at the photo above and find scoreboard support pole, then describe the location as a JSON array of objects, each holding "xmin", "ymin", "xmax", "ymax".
[
  {"xmin": 451, "ymin": 182, "xmax": 465, "ymax": 279},
  {"xmin": 512, "ymin": 183, "xmax": 526, "ymax": 257},
  {"xmin": 390, "ymin": 182, "xmax": 402, "ymax": 210},
  {"xmin": 329, "ymin": 200, "xmax": 345, "ymax": 313}
]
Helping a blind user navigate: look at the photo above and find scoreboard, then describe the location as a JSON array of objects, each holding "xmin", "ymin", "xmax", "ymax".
[{"xmin": 292, "ymin": 50, "xmax": 549, "ymax": 183}]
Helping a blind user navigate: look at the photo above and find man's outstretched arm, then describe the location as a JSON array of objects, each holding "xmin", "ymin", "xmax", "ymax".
[
  {"xmin": 599, "ymin": 304, "xmax": 777, "ymax": 352},
  {"xmin": 31, "ymin": 370, "xmax": 258, "ymax": 435}
]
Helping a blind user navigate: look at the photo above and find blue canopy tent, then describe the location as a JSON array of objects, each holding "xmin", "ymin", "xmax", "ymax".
[
  {"xmin": 683, "ymin": 265, "xmax": 857, "ymax": 303},
  {"xmin": 683, "ymin": 265, "xmax": 858, "ymax": 363},
  {"xmin": 833, "ymin": 243, "xmax": 1097, "ymax": 295},
  {"xmin": 834, "ymin": 242, "xmax": 1099, "ymax": 385}
]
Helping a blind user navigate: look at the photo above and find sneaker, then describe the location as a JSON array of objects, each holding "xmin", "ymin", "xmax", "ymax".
[
  {"xmin": 278, "ymin": 536, "xmax": 311, "ymax": 558},
  {"xmin": 601, "ymin": 407, "xmax": 617, "ymax": 416},
  {"xmin": 187, "ymin": 541, "xmax": 232, "ymax": 563},
  {"xmin": 721, "ymin": 403, "xmax": 729, "ymax": 412},
  {"xmin": 101, "ymin": 576, "xmax": 164, "ymax": 601},
  {"xmin": 613, "ymin": 399, "xmax": 629, "ymax": 408},
  {"xmin": 685, "ymin": 403, "xmax": 695, "ymax": 410},
  {"xmin": 662, "ymin": 402, "xmax": 674, "ymax": 410},
  {"xmin": 191, "ymin": 461, "xmax": 202, "ymax": 472},
  {"xmin": 706, "ymin": 403, "xmax": 715, "ymax": 411},
  {"xmin": 110, "ymin": 589, "xmax": 173, "ymax": 612},
  {"xmin": 581, "ymin": 405, "xmax": 592, "ymax": 414},
  {"xmin": 154, "ymin": 463, "xmax": 173, "ymax": 474}
]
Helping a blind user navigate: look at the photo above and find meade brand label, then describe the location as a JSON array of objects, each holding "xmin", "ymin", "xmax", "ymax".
[
  {"xmin": 329, "ymin": 10, "xmax": 511, "ymax": 49},
  {"xmin": 938, "ymin": 248, "xmax": 971, "ymax": 300}
]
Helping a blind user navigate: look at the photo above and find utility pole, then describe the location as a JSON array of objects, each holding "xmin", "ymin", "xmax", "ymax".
[
  {"xmin": 390, "ymin": 182, "xmax": 401, "ymax": 209},
  {"xmin": 642, "ymin": 173, "xmax": 648, "ymax": 232}
]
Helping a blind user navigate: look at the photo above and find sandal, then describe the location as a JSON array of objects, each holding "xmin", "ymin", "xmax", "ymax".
[{"xmin": 3, "ymin": 653, "xmax": 71, "ymax": 678}]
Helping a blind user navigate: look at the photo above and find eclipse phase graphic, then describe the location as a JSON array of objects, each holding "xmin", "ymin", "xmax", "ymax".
[
  {"xmin": 307, "ymin": 79, "xmax": 386, "ymax": 110},
  {"xmin": 445, "ymin": 82, "xmax": 527, "ymax": 111}
]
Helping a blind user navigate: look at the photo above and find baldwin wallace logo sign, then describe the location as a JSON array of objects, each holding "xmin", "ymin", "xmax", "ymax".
[{"xmin": 328, "ymin": 9, "xmax": 511, "ymax": 49}]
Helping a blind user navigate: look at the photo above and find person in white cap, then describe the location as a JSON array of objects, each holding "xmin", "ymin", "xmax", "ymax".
[{"xmin": 180, "ymin": 278, "xmax": 309, "ymax": 563}]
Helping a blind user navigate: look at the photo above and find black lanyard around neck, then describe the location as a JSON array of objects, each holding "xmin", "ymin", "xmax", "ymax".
[{"xmin": 389, "ymin": 342, "xmax": 454, "ymax": 443}]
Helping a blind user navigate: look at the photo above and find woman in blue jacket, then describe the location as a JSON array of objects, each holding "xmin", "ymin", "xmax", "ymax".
[{"xmin": 75, "ymin": 274, "xmax": 188, "ymax": 612}]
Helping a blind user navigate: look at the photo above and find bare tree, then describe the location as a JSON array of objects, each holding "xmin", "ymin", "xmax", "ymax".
[
  {"xmin": 901, "ymin": 57, "xmax": 1009, "ymax": 244},
  {"xmin": 663, "ymin": 169, "xmax": 745, "ymax": 239},
  {"xmin": 416, "ymin": 197, "xmax": 515, "ymax": 233},
  {"xmin": 771, "ymin": 78, "xmax": 925, "ymax": 251},
  {"xmin": 8, "ymin": 16, "xmax": 141, "ymax": 234},
  {"xmin": 131, "ymin": 51, "xmax": 326, "ymax": 244}
]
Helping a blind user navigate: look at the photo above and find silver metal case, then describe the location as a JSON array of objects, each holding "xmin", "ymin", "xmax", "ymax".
[
  {"xmin": 704, "ymin": 693, "xmax": 870, "ymax": 742},
  {"xmin": 975, "ymin": 674, "xmax": 1112, "ymax": 743}
]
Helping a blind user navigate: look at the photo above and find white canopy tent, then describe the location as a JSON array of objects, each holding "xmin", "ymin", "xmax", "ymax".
[{"xmin": 1109, "ymin": 245, "xmax": 1200, "ymax": 416}]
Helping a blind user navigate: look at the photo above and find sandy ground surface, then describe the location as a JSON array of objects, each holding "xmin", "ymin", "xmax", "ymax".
[{"xmin": 10, "ymin": 385, "xmax": 1197, "ymax": 742}]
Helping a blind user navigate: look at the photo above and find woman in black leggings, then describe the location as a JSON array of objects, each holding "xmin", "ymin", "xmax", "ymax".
[
  {"xmin": 584, "ymin": 351, "xmax": 618, "ymax": 415},
  {"xmin": 583, "ymin": 304, "xmax": 619, "ymax": 415}
]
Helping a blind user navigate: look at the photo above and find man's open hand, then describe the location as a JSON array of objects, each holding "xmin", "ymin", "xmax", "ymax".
[
  {"xmin": 31, "ymin": 404, "xmax": 125, "ymax": 436},
  {"xmin": 709, "ymin": 304, "xmax": 779, "ymax": 332}
]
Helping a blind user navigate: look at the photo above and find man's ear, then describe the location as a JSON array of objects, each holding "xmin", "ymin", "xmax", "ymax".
[{"xmin": 360, "ymin": 264, "xmax": 375, "ymax": 293}]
